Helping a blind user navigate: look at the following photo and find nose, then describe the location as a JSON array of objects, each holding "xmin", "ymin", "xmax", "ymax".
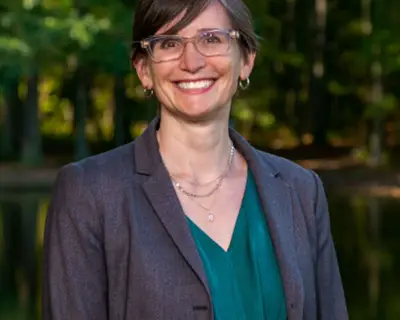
[{"xmin": 179, "ymin": 42, "xmax": 206, "ymax": 73}]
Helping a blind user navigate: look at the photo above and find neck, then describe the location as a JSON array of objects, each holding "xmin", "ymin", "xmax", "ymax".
[{"xmin": 157, "ymin": 112, "xmax": 233, "ymax": 183}]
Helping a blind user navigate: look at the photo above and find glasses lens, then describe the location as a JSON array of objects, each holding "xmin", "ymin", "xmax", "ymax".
[
  {"xmin": 150, "ymin": 37, "xmax": 183, "ymax": 62},
  {"xmin": 196, "ymin": 31, "xmax": 230, "ymax": 56}
]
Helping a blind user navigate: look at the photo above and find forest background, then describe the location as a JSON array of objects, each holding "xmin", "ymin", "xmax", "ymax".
[{"xmin": 0, "ymin": 0, "xmax": 399, "ymax": 175}]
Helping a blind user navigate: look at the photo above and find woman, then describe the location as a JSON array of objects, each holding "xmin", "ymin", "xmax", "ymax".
[{"xmin": 42, "ymin": 0, "xmax": 348, "ymax": 319}]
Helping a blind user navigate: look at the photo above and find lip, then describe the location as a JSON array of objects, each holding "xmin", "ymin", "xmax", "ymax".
[
  {"xmin": 173, "ymin": 78, "xmax": 217, "ymax": 95},
  {"xmin": 174, "ymin": 77, "xmax": 216, "ymax": 82}
]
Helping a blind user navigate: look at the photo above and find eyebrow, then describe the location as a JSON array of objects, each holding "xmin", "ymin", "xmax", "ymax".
[{"xmin": 157, "ymin": 27, "xmax": 228, "ymax": 37}]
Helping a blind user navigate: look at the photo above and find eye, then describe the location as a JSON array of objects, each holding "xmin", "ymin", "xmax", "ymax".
[
  {"xmin": 201, "ymin": 32, "xmax": 223, "ymax": 44},
  {"xmin": 159, "ymin": 38, "xmax": 181, "ymax": 49}
]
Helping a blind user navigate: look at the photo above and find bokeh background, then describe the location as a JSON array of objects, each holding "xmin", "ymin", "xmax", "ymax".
[{"xmin": 0, "ymin": 0, "xmax": 400, "ymax": 319}]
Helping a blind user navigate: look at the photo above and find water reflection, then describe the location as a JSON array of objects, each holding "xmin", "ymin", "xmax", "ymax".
[
  {"xmin": 0, "ymin": 191, "xmax": 399, "ymax": 319},
  {"xmin": 0, "ymin": 192, "xmax": 48, "ymax": 320},
  {"xmin": 329, "ymin": 195, "xmax": 400, "ymax": 319}
]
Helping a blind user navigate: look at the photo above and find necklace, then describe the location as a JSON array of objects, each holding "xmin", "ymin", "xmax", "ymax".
[
  {"xmin": 171, "ymin": 172, "xmax": 222, "ymax": 187},
  {"xmin": 186, "ymin": 183, "xmax": 221, "ymax": 222},
  {"xmin": 190, "ymin": 198, "xmax": 215, "ymax": 222},
  {"xmin": 173, "ymin": 144, "xmax": 235, "ymax": 198}
]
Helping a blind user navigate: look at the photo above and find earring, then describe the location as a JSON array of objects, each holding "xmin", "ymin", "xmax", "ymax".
[
  {"xmin": 144, "ymin": 88, "xmax": 154, "ymax": 98},
  {"xmin": 239, "ymin": 77, "xmax": 250, "ymax": 90}
]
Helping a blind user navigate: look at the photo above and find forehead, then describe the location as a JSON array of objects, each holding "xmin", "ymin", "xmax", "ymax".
[{"xmin": 156, "ymin": 1, "xmax": 232, "ymax": 36}]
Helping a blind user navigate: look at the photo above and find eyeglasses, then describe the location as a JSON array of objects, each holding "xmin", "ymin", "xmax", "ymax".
[{"xmin": 139, "ymin": 29, "xmax": 240, "ymax": 62}]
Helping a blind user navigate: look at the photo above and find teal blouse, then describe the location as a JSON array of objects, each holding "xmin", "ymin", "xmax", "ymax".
[{"xmin": 187, "ymin": 169, "xmax": 287, "ymax": 320}]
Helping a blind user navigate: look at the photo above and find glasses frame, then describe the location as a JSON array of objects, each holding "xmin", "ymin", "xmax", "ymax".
[{"xmin": 139, "ymin": 29, "xmax": 240, "ymax": 62}]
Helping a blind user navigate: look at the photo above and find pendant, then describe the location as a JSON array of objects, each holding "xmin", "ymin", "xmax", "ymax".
[{"xmin": 208, "ymin": 213, "xmax": 214, "ymax": 222}]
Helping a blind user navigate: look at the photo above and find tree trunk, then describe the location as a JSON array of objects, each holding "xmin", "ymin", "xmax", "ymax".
[
  {"xmin": 0, "ymin": 76, "xmax": 23, "ymax": 160},
  {"xmin": 284, "ymin": 0, "xmax": 302, "ymax": 140},
  {"xmin": 368, "ymin": 60, "xmax": 383, "ymax": 167},
  {"xmin": 74, "ymin": 68, "xmax": 90, "ymax": 161},
  {"xmin": 364, "ymin": 0, "xmax": 385, "ymax": 167},
  {"xmin": 0, "ymin": 83, "xmax": 14, "ymax": 159},
  {"xmin": 21, "ymin": 70, "xmax": 43, "ymax": 166},
  {"xmin": 113, "ymin": 74, "xmax": 127, "ymax": 147},
  {"xmin": 9, "ymin": 77, "xmax": 23, "ymax": 154},
  {"xmin": 310, "ymin": 0, "xmax": 329, "ymax": 147}
]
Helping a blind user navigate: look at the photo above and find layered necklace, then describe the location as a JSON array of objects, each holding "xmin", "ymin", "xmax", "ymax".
[{"xmin": 171, "ymin": 143, "xmax": 235, "ymax": 222}]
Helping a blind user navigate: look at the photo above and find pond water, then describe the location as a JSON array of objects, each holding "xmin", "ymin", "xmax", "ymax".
[{"xmin": 0, "ymin": 190, "xmax": 399, "ymax": 319}]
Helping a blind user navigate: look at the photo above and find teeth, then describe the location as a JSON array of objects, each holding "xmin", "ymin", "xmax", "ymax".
[{"xmin": 177, "ymin": 80, "xmax": 214, "ymax": 90}]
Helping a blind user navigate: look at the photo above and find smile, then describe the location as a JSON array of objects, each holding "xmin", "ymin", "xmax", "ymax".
[{"xmin": 176, "ymin": 80, "xmax": 215, "ymax": 90}]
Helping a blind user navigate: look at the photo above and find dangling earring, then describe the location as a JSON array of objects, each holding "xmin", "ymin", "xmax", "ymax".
[
  {"xmin": 144, "ymin": 88, "xmax": 154, "ymax": 98},
  {"xmin": 239, "ymin": 77, "xmax": 250, "ymax": 90}
]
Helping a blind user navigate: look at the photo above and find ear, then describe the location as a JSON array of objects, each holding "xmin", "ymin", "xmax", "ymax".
[
  {"xmin": 132, "ymin": 55, "xmax": 153, "ymax": 89},
  {"xmin": 239, "ymin": 51, "xmax": 256, "ymax": 81}
]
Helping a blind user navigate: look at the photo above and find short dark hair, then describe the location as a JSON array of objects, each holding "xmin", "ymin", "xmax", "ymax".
[{"xmin": 131, "ymin": 0, "xmax": 259, "ymax": 62}]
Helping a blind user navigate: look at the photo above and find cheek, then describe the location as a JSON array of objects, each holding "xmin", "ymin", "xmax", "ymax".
[
  {"xmin": 149, "ymin": 64, "xmax": 178, "ymax": 104},
  {"xmin": 149, "ymin": 63, "xmax": 173, "ymax": 87},
  {"xmin": 220, "ymin": 62, "xmax": 241, "ymax": 94},
  {"xmin": 214, "ymin": 56, "xmax": 241, "ymax": 83}
]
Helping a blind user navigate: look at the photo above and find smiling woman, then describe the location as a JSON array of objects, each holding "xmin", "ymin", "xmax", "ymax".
[
  {"xmin": 42, "ymin": 0, "xmax": 348, "ymax": 319},
  {"xmin": 132, "ymin": 0, "xmax": 257, "ymax": 122}
]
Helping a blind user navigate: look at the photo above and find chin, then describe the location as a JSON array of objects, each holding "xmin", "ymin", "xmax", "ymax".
[{"xmin": 171, "ymin": 104, "xmax": 221, "ymax": 123}]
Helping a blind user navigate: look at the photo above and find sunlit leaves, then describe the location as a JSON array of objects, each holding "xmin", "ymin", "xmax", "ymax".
[
  {"xmin": 0, "ymin": 36, "xmax": 31, "ymax": 57},
  {"xmin": 23, "ymin": 0, "xmax": 40, "ymax": 10},
  {"xmin": 257, "ymin": 112, "xmax": 276, "ymax": 128},
  {"xmin": 68, "ymin": 11, "xmax": 111, "ymax": 48},
  {"xmin": 0, "ymin": 1, "xmax": 128, "ymax": 75}
]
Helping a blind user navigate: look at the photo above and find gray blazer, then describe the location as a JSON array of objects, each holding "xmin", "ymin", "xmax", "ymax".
[{"xmin": 42, "ymin": 117, "xmax": 348, "ymax": 320}]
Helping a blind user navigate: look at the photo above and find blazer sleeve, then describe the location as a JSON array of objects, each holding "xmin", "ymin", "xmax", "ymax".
[
  {"xmin": 311, "ymin": 171, "xmax": 349, "ymax": 319},
  {"xmin": 42, "ymin": 163, "xmax": 108, "ymax": 320}
]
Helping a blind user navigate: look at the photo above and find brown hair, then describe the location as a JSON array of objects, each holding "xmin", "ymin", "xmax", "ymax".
[{"xmin": 131, "ymin": 0, "xmax": 260, "ymax": 62}]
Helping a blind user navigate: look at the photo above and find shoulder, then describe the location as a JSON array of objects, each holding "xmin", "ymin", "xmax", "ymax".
[
  {"xmin": 255, "ymin": 149, "xmax": 320, "ymax": 192},
  {"xmin": 253, "ymin": 148, "xmax": 326, "ymax": 219},
  {"xmin": 55, "ymin": 142, "xmax": 136, "ymax": 199},
  {"xmin": 68, "ymin": 142, "xmax": 134, "ymax": 175}
]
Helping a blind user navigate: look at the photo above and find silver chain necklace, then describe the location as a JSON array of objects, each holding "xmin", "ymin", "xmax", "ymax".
[
  {"xmin": 187, "ymin": 188, "xmax": 220, "ymax": 222},
  {"xmin": 173, "ymin": 144, "xmax": 235, "ymax": 199}
]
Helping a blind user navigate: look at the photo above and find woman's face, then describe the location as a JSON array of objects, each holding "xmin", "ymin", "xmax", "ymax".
[{"xmin": 134, "ymin": 1, "xmax": 256, "ymax": 121}]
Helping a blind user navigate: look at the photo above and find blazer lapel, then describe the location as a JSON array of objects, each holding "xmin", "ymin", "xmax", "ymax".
[
  {"xmin": 231, "ymin": 130, "xmax": 304, "ymax": 320},
  {"xmin": 141, "ymin": 165, "xmax": 211, "ymax": 294},
  {"xmin": 134, "ymin": 119, "xmax": 211, "ymax": 297},
  {"xmin": 252, "ymin": 169, "xmax": 304, "ymax": 319}
]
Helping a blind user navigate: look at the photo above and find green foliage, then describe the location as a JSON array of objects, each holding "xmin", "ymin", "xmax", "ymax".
[
  {"xmin": 365, "ymin": 94, "xmax": 398, "ymax": 119},
  {"xmin": 0, "ymin": 0, "xmax": 399, "ymax": 163}
]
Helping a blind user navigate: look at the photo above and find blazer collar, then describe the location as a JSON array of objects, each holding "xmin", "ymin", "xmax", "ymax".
[{"xmin": 134, "ymin": 117, "xmax": 303, "ymax": 319}]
